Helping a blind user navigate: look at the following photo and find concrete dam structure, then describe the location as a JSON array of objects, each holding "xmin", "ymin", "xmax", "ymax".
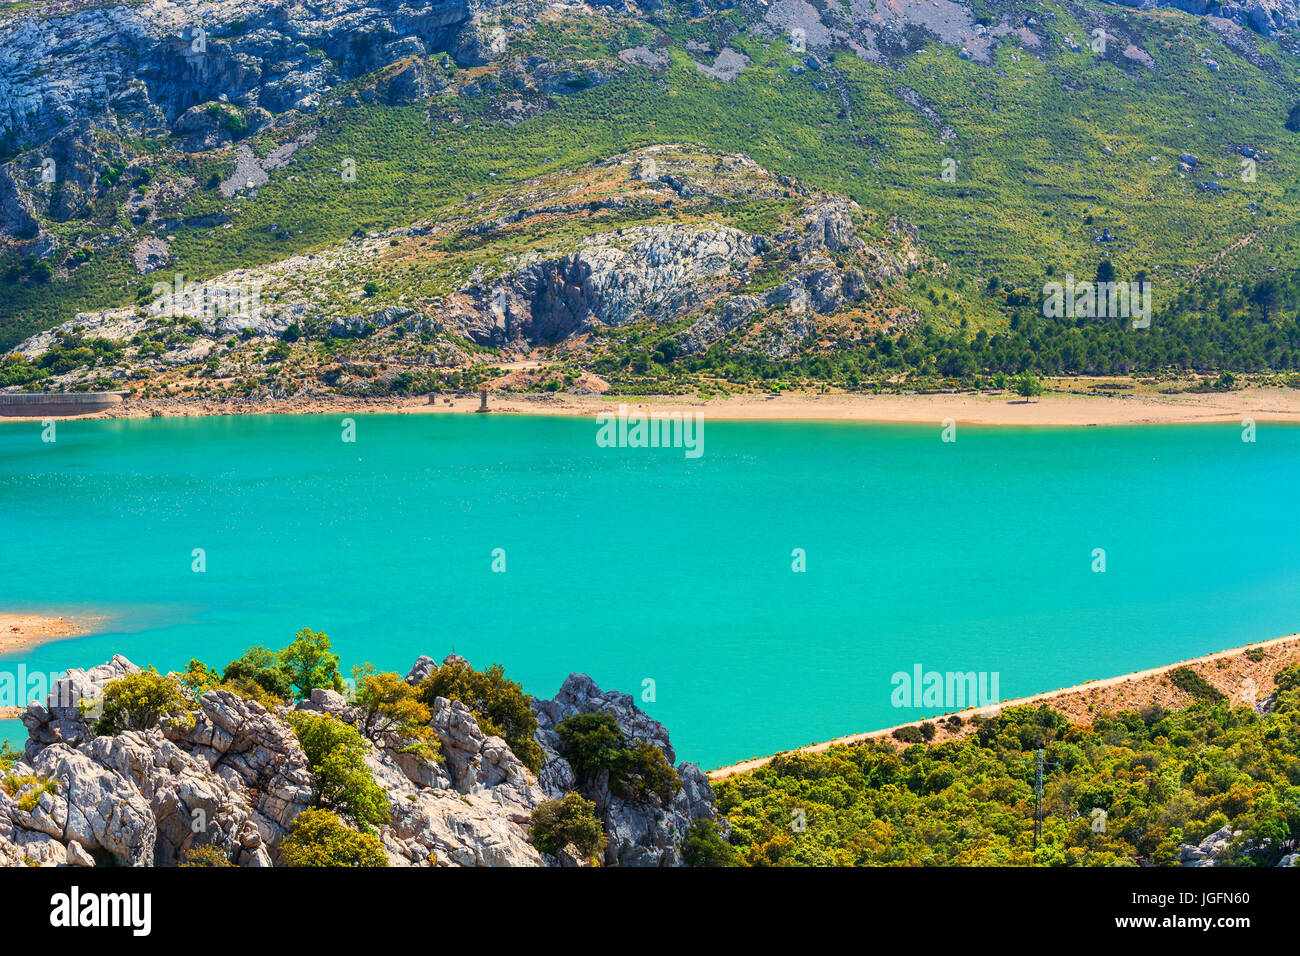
[{"xmin": 0, "ymin": 392, "xmax": 123, "ymax": 417}]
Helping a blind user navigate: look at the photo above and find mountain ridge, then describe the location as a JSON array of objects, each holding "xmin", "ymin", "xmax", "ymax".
[{"xmin": 2, "ymin": 0, "xmax": 1299, "ymax": 389}]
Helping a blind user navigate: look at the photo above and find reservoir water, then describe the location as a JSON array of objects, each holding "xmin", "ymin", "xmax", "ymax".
[{"xmin": 2, "ymin": 413, "xmax": 1297, "ymax": 767}]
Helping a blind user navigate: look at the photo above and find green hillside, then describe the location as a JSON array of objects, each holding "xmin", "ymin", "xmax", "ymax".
[
  {"xmin": 704, "ymin": 662, "xmax": 1300, "ymax": 866},
  {"xmin": 3, "ymin": 0, "xmax": 1300, "ymax": 386}
]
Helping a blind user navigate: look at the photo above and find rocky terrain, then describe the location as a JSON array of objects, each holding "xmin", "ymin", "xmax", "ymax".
[
  {"xmin": 7, "ymin": 146, "xmax": 923, "ymax": 395},
  {"xmin": 0, "ymin": 653, "xmax": 718, "ymax": 866},
  {"xmin": 1, "ymin": 0, "xmax": 1297, "ymax": 392}
]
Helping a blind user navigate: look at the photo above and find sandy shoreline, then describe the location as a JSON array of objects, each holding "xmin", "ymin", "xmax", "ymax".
[
  {"xmin": 3, "ymin": 386, "xmax": 1300, "ymax": 427},
  {"xmin": 0, "ymin": 614, "xmax": 99, "ymax": 658},
  {"xmin": 708, "ymin": 633, "xmax": 1300, "ymax": 779}
]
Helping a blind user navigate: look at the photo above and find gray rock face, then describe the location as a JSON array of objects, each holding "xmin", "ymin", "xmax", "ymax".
[
  {"xmin": 0, "ymin": 0, "xmax": 507, "ymax": 152},
  {"xmin": 448, "ymin": 224, "xmax": 766, "ymax": 348},
  {"xmin": 9, "ymin": 667, "xmax": 311, "ymax": 866},
  {"xmin": 1178, "ymin": 825, "xmax": 1239, "ymax": 866},
  {"xmin": 21, "ymin": 654, "xmax": 139, "ymax": 756},
  {"xmin": 533, "ymin": 673, "xmax": 719, "ymax": 867}
]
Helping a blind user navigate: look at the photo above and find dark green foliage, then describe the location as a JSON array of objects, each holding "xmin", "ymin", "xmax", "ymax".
[
  {"xmin": 716, "ymin": 685, "xmax": 1300, "ymax": 866},
  {"xmin": 530, "ymin": 793, "xmax": 606, "ymax": 857},
  {"xmin": 278, "ymin": 627, "xmax": 344, "ymax": 698},
  {"xmin": 1274, "ymin": 664, "xmax": 1300, "ymax": 693},
  {"xmin": 1169, "ymin": 667, "xmax": 1226, "ymax": 702},
  {"xmin": 556, "ymin": 711, "xmax": 680, "ymax": 804},
  {"xmin": 682, "ymin": 817, "xmax": 741, "ymax": 867},
  {"xmin": 92, "ymin": 669, "xmax": 191, "ymax": 736},
  {"xmin": 892, "ymin": 725, "xmax": 924, "ymax": 744},
  {"xmin": 221, "ymin": 645, "xmax": 294, "ymax": 702},
  {"xmin": 417, "ymin": 658, "xmax": 543, "ymax": 772},
  {"xmin": 287, "ymin": 712, "xmax": 390, "ymax": 832}
]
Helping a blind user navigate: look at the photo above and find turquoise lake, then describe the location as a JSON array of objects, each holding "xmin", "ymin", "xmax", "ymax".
[{"xmin": 2, "ymin": 413, "xmax": 1298, "ymax": 768}]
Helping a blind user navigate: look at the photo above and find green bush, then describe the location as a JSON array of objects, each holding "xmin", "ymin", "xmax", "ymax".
[
  {"xmin": 178, "ymin": 658, "xmax": 222, "ymax": 694},
  {"xmin": 892, "ymin": 725, "xmax": 924, "ymax": 744},
  {"xmin": 2, "ymin": 774, "xmax": 58, "ymax": 812},
  {"xmin": 1273, "ymin": 663, "xmax": 1300, "ymax": 693},
  {"xmin": 221, "ymin": 646, "xmax": 294, "ymax": 702},
  {"xmin": 92, "ymin": 669, "xmax": 192, "ymax": 736},
  {"xmin": 417, "ymin": 659, "xmax": 542, "ymax": 772},
  {"xmin": 0, "ymin": 745, "xmax": 21, "ymax": 774},
  {"xmin": 1169, "ymin": 668, "xmax": 1226, "ymax": 702},
  {"xmin": 682, "ymin": 818, "xmax": 740, "ymax": 867},
  {"xmin": 278, "ymin": 628, "xmax": 344, "ymax": 698},
  {"xmin": 556, "ymin": 712, "xmax": 680, "ymax": 804},
  {"xmin": 280, "ymin": 809, "xmax": 388, "ymax": 867},
  {"xmin": 715, "ymin": 675, "xmax": 1300, "ymax": 866},
  {"xmin": 530, "ymin": 793, "xmax": 606, "ymax": 858},
  {"xmin": 287, "ymin": 712, "xmax": 389, "ymax": 832},
  {"xmin": 351, "ymin": 664, "xmax": 440, "ymax": 764}
]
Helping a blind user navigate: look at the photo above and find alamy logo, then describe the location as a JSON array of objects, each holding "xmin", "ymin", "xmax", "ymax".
[
  {"xmin": 1, "ymin": 665, "xmax": 108, "ymax": 716},
  {"xmin": 50, "ymin": 887, "xmax": 152, "ymax": 936},
  {"xmin": 595, "ymin": 404, "xmax": 704, "ymax": 459},
  {"xmin": 891, "ymin": 664, "xmax": 999, "ymax": 709},
  {"xmin": 1042, "ymin": 274, "xmax": 1152, "ymax": 329}
]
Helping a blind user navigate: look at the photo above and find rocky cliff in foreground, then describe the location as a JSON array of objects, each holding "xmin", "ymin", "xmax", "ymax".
[{"xmin": 0, "ymin": 653, "xmax": 718, "ymax": 867}]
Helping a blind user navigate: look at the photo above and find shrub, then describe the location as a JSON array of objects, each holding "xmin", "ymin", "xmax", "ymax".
[
  {"xmin": 1169, "ymin": 668, "xmax": 1226, "ymax": 702},
  {"xmin": 178, "ymin": 845, "xmax": 235, "ymax": 867},
  {"xmin": 417, "ymin": 659, "xmax": 542, "ymax": 772},
  {"xmin": 892, "ymin": 725, "xmax": 925, "ymax": 744},
  {"xmin": 1013, "ymin": 371, "xmax": 1043, "ymax": 401},
  {"xmin": 280, "ymin": 809, "xmax": 388, "ymax": 867},
  {"xmin": 2, "ymin": 774, "xmax": 58, "ymax": 812},
  {"xmin": 620, "ymin": 740, "xmax": 680, "ymax": 804},
  {"xmin": 1273, "ymin": 664, "xmax": 1300, "ymax": 693},
  {"xmin": 682, "ymin": 818, "xmax": 740, "ymax": 867},
  {"xmin": 287, "ymin": 712, "xmax": 389, "ymax": 832},
  {"xmin": 0, "ymin": 745, "xmax": 20, "ymax": 774},
  {"xmin": 92, "ymin": 669, "xmax": 191, "ymax": 736},
  {"xmin": 278, "ymin": 628, "xmax": 344, "ymax": 698},
  {"xmin": 556, "ymin": 712, "xmax": 680, "ymax": 804},
  {"xmin": 216, "ymin": 676, "xmax": 289, "ymax": 711},
  {"xmin": 221, "ymin": 646, "xmax": 293, "ymax": 702},
  {"xmin": 178, "ymin": 658, "xmax": 222, "ymax": 694},
  {"xmin": 351, "ymin": 665, "xmax": 439, "ymax": 763},
  {"xmin": 555, "ymin": 711, "xmax": 622, "ymax": 774},
  {"xmin": 530, "ymin": 793, "xmax": 606, "ymax": 857}
]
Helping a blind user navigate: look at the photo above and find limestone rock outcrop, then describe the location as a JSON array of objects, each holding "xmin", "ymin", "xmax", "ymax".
[
  {"xmin": 1, "ymin": 652, "xmax": 717, "ymax": 867},
  {"xmin": 534, "ymin": 673, "xmax": 721, "ymax": 867}
]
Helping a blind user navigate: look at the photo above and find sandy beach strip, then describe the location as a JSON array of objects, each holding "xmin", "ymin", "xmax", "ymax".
[
  {"xmin": 4, "ymin": 386, "xmax": 1300, "ymax": 427},
  {"xmin": 707, "ymin": 633, "xmax": 1300, "ymax": 780},
  {"xmin": 0, "ymin": 613, "xmax": 99, "ymax": 657}
]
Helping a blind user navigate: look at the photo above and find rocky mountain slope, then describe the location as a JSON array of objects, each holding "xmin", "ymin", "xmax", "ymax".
[
  {"xmin": 1, "ymin": 0, "xmax": 1298, "ymax": 385},
  {"xmin": 0, "ymin": 653, "xmax": 717, "ymax": 867},
  {"xmin": 7, "ymin": 145, "xmax": 926, "ymax": 395}
]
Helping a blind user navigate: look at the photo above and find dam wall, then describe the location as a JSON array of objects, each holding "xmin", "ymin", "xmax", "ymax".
[{"xmin": 0, "ymin": 392, "xmax": 123, "ymax": 417}]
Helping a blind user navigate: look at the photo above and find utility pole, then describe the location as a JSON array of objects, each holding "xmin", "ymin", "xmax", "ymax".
[
  {"xmin": 1033, "ymin": 748, "xmax": 1044, "ymax": 850},
  {"xmin": 1029, "ymin": 747, "xmax": 1058, "ymax": 851}
]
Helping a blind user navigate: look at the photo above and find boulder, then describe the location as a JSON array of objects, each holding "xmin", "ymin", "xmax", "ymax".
[{"xmin": 532, "ymin": 673, "xmax": 718, "ymax": 866}]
